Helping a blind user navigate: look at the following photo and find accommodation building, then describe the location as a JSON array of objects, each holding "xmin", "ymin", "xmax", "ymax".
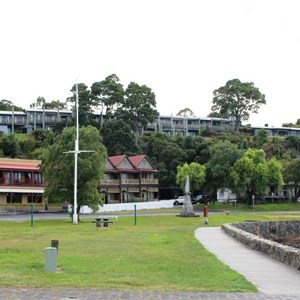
[
  {"xmin": 0, "ymin": 158, "xmax": 44, "ymax": 204},
  {"xmin": 252, "ymin": 126, "xmax": 300, "ymax": 137},
  {"xmin": 0, "ymin": 108, "xmax": 236, "ymax": 136},
  {"xmin": 100, "ymin": 155, "xmax": 159, "ymax": 204},
  {"xmin": 0, "ymin": 155, "xmax": 159, "ymax": 205}
]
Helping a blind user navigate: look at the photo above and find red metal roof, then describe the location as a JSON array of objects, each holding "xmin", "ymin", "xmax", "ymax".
[
  {"xmin": 128, "ymin": 155, "xmax": 145, "ymax": 167},
  {"xmin": 108, "ymin": 155, "xmax": 126, "ymax": 167},
  {"xmin": 107, "ymin": 155, "xmax": 157, "ymax": 173},
  {"xmin": 0, "ymin": 164, "xmax": 39, "ymax": 171}
]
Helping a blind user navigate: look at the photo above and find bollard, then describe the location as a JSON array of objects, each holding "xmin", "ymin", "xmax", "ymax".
[
  {"xmin": 51, "ymin": 240, "xmax": 59, "ymax": 254},
  {"xmin": 203, "ymin": 205, "xmax": 208, "ymax": 225},
  {"xmin": 45, "ymin": 247, "xmax": 57, "ymax": 272}
]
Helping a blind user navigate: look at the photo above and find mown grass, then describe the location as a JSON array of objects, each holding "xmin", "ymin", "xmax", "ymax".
[{"xmin": 0, "ymin": 212, "xmax": 299, "ymax": 292}]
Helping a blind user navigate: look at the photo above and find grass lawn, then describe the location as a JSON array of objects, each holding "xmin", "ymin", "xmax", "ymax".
[{"xmin": 0, "ymin": 212, "xmax": 299, "ymax": 292}]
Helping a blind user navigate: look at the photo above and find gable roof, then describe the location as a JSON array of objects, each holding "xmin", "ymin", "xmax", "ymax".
[
  {"xmin": 108, "ymin": 155, "xmax": 127, "ymax": 167},
  {"xmin": 128, "ymin": 155, "xmax": 157, "ymax": 172},
  {"xmin": 106, "ymin": 155, "xmax": 157, "ymax": 173}
]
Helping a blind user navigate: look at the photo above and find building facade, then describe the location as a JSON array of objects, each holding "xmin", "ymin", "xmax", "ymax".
[
  {"xmin": 0, "ymin": 155, "xmax": 159, "ymax": 205},
  {"xmin": 0, "ymin": 158, "xmax": 44, "ymax": 205},
  {"xmin": 0, "ymin": 108, "xmax": 236, "ymax": 136},
  {"xmin": 100, "ymin": 155, "xmax": 159, "ymax": 204}
]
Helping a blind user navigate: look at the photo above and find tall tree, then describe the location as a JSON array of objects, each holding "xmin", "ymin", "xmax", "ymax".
[
  {"xmin": 230, "ymin": 148, "xmax": 282, "ymax": 202},
  {"xmin": 211, "ymin": 79, "xmax": 266, "ymax": 131},
  {"xmin": 177, "ymin": 108, "xmax": 195, "ymax": 116},
  {"xmin": 0, "ymin": 99, "xmax": 23, "ymax": 111},
  {"xmin": 30, "ymin": 97, "xmax": 66, "ymax": 109},
  {"xmin": 206, "ymin": 140, "xmax": 243, "ymax": 199},
  {"xmin": 116, "ymin": 82, "xmax": 159, "ymax": 135},
  {"xmin": 282, "ymin": 159, "xmax": 300, "ymax": 202},
  {"xmin": 41, "ymin": 126, "xmax": 107, "ymax": 219},
  {"xmin": 144, "ymin": 133, "xmax": 185, "ymax": 190},
  {"xmin": 176, "ymin": 162, "xmax": 206, "ymax": 196},
  {"xmin": 101, "ymin": 120, "xmax": 140, "ymax": 156},
  {"xmin": 91, "ymin": 74, "xmax": 124, "ymax": 127},
  {"xmin": 68, "ymin": 83, "xmax": 94, "ymax": 126}
]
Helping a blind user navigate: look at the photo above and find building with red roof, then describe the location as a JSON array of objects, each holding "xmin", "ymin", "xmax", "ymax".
[
  {"xmin": 100, "ymin": 155, "xmax": 159, "ymax": 203},
  {"xmin": 0, "ymin": 155, "xmax": 159, "ymax": 206},
  {"xmin": 0, "ymin": 158, "xmax": 44, "ymax": 204}
]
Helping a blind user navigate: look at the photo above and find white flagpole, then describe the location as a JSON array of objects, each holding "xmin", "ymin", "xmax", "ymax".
[{"xmin": 73, "ymin": 83, "xmax": 79, "ymax": 224}]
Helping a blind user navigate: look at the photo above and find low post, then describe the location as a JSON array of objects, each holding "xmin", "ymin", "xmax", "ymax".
[
  {"xmin": 134, "ymin": 204, "xmax": 137, "ymax": 226},
  {"xmin": 30, "ymin": 203, "xmax": 34, "ymax": 227},
  {"xmin": 45, "ymin": 247, "xmax": 57, "ymax": 273},
  {"xmin": 203, "ymin": 205, "xmax": 208, "ymax": 225},
  {"xmin": 51, "ymin": 240, "xmax": 59, "ymax": 254}
]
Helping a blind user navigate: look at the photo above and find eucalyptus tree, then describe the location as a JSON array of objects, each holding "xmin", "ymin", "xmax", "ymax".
[
  {"xmin": 0, "ymin": 99, "xmax": 23, "ymax": 111},
  {"xmin": 116, "ymin": 82, "xmax": 159, "ymax": 135},
  {"xmin": 68, "ymin": 83, "xmax": 94, "ymax": 126},
  {"xmin": 41, "ymin": 126, "xmax": 107, "ymax": 220},
  {"xmin": 211, "ymin": 79, "xmax": 266, "ymax": 131},
  {"xmin": 91, "ymin": 74, "xmax": 124, "ymax": 127}
]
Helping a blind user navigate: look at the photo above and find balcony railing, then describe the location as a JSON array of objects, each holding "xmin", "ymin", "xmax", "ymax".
[
  {"xmin": 101, "ymin": 179, "xmax": 120, "ymax": 185},
  {"xmin": 0, "ymin": 179, "xmax": 44, "ymax": 187},
  {"xmin": 121, "ymin": 179, "xmax": 139, "ymax": 185},
  {"xmin": 141, "ymin": 179, "xmax": 158, "ymax": 184}
]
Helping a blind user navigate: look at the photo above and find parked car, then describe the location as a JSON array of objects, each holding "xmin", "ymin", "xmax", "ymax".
[
  {"xmin": 192, "ymin": 194, "xmax": 203, "ymax": 204},
  {"xmin": 173, "ymin": 196, "xmax": 185, "ymax": 205}
]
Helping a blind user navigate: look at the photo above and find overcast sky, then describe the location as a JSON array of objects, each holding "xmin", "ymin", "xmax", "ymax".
[{"xmin": 1, "ymin": 0, "xmax": 299, "ymax": 127}]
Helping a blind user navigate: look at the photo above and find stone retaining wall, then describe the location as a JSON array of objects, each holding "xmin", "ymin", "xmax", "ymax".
[{"xmin": 222, "ymin": 221, "xmax": 300, "ymax": 271}]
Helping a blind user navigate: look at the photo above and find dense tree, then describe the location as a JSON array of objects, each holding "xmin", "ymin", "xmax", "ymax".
[
  {"xmin": 0, "ymin": 134, "xmax": 21, "ymax": 157},
  {"xmin": 68, "ymin": 83, "xmax": 94, "ymax": 126},
  {"xmin": 116, "ymin": 82, "xmax": 159, "ymax": 135},
  {"xmin": 211, "ymin": 79, "xmax": 266, "ymax": 131},
  {"xmin": 282, "ymin": 159, "xmax": 300, "ymax": 202},
  {"xmin": 176, "ymin": 162, "xmax": 206, "ymax": 196},
  {"xmin": 267, "ymin": 157, "xmax": 284, "ymax": 194},
  {"xmin": 0, "ymin": 99, "xmax": 23, "ymax": 111},
  {"xmin": 253, "ymin": 128, "xmax": 268, "ymax": 148},
  {"xmin": 101, "ymin": 120, "xmax": 140, "ymax": 156},
  {"xmin": 230, "ymin": 148, "xmax": 282, "ymax": 202},
  {"xmin": 177, "ymin": 108, "xmax": 195, "ymax": 116},
  {"xmin": 284, "ymin": 136, "xmax": 300, "ymax": 157},
  {"xmin": 30, "ymin": 97, "xmax": 66, "ymax": 109},
  {"xmin": 91, "ymin": 74, "xmax": 124, "ymax": 127},
  {"xmin": 206, "ymin": 141, "xmax": 243, "ymax": 200},
  {"xmin": 41, "ymin": 126, "xmax": 107, "ymax": 219},
  {"xmin": 143, "ymin": 133, "xmax": 185, "ymax": 191}
]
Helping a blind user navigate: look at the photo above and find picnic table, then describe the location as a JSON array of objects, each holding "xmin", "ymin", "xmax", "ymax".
[{"xmin": 93, "ymin": 215, "xmax": 118, "ymax": 228}]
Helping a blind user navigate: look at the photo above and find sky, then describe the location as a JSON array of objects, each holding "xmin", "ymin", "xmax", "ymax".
[{"xmin": 1, "ymin": 0, "xmax": 300, "ymax": 127}]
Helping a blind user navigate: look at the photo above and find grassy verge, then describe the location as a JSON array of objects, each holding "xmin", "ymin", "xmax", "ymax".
[
  {"xmin": 0, "ymin": 213, "xmax": 299, "ymax": 291},
  {"xmin": 194, "ymin": 202, "xmax": 300, "ymax": 212}
]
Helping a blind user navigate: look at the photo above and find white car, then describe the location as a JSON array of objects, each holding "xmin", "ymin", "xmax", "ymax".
[{"xmin": 173, "ymin": 196, "xmax": 185, "ymax": 205}]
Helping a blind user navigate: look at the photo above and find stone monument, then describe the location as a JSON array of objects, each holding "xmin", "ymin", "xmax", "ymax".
[{"xmin": 177, "ymin": 175, "xmax": 199, "ymax": 217}]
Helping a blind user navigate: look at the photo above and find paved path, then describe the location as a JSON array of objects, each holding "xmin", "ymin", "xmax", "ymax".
[
  {"xmin": 195, "ymin": 226, "xmax": 300, "ymax": 296},
  {"xmin": 0, "ymin": 288, "xmax": 300, "ymax": 300}
]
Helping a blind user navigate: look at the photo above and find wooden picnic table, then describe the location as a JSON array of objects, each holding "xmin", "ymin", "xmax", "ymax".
[{"xmin": 93, "ymin": 215, "xmax": 118, "ymax": 228}]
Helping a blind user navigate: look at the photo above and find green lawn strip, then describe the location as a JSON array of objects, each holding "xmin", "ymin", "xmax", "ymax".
[{"xmin": 0, "ymin": 213, "xmax": 298, "ymax": 291}]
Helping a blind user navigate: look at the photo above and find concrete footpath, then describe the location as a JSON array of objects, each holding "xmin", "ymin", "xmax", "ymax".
[{"xmin": 195, "ymin": 226, "xmax": 300, "ymax": 296}]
